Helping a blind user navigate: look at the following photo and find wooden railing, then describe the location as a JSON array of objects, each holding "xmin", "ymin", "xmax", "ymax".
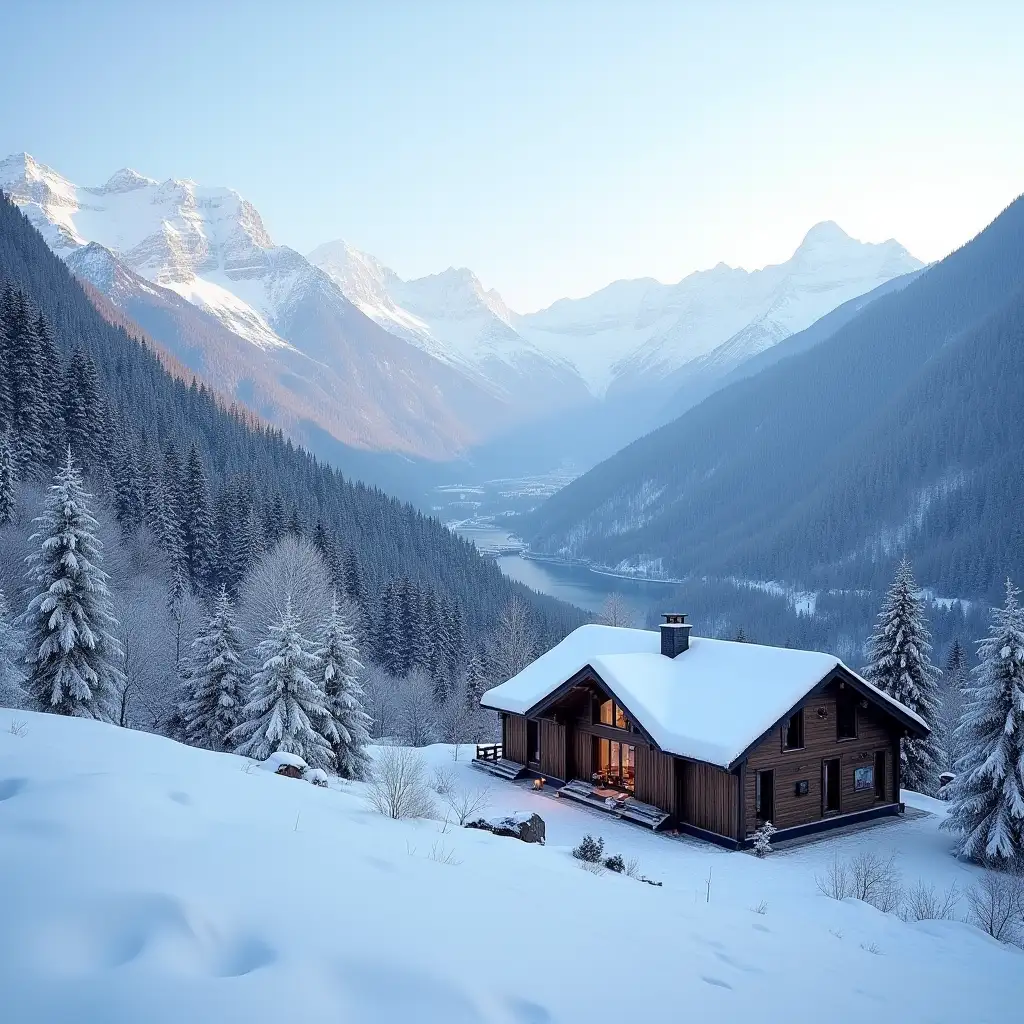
[{"xmin": 475, "ymin": 742, "xmax": 503, "ymax": 762}]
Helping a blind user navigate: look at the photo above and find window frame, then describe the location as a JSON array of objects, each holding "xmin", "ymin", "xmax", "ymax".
[
  {"xmin": 596, "ymin": 697, "xmax": 630, "ymax": 731},
  {"xmin": 835, "ymin": 690, "xmax": 858, "ymax": 741},
  {"xmin": 782, "ymin": 708, "xmax": 805, "ymax": 751}
]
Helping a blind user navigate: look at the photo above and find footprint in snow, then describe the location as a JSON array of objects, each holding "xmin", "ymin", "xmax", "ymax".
[
  {"xmin": 714, "ymin": 950, "xmax": 762, "ymax": 974},
  {"xmin": 701, "ymin": 976, "xmax": 734, "ymax": 990},
  {"xmin": 168, "ymin": 791, "xmax": 192, "ymax": 806}
]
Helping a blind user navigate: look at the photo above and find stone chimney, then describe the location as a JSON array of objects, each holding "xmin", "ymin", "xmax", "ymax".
[{"xmin": 660, "ymin": 613, "xmax": 692, "ymax": 657}]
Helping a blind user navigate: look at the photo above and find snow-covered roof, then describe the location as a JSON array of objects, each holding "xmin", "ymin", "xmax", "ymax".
[{"xmin": 481, "ymin": 624, "xmax": 927, "ymax": 768}]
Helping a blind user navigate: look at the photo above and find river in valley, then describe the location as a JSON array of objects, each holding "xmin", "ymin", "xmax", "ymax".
[{"xmin": 454, "ymin": 525, "xmax": 681, "ymax": 619}]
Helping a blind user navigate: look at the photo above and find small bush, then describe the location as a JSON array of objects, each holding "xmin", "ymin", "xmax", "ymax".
[
  {"xmin": 860, "ymin": 942, "xmax": 882, "ymax": 955},
  {"xmin": 426, "ymin": 840, "xmax": 462, "ymax": 866},
  {"xmin": 572, "ymin": 834, "xmax": 605, "ymax": 863},
  {"xmin": 431, "ymin": 765, "xmax": 457, "ymax": 796},
  {"xmin": 751, "ymin": 820, "xmax": 776, "ymax": 857},
  {"xmin": 366, "ymin": 747, "xmax": 436, "ymax": 820},
  {"xmin": 901, "ymin": 880, "xmax": 960, "ymax": 922},
  {"xmin": 750, "ymin": 900, "xmax": 768, "ymax": 915},
  {"xmin": 965, "ymin": 869, "xmax": 1024, "ymax": 945},
  {"xmin": 816, "ymin": 850, "xmax": 902, "ymax": 913},
  {"xmin": 604, "ymin": 853, "xmax": 625, "ymax": 873},
  {"xmin": 624, "ymin": 856, "xmax": 641, "ymax": 879},
  {"xmin": 816, "ymin": 854, "xmax": 852, "ymax": 901},
  {"xmin": 443, "ymin": 786, "xmax": 490, "ymax": 826},
  {"xmin": 8, "ymin": 719, "xmax": 28, "ymax": 738},
  {"xmin": 579, "ymin": 859, "xmax": 605, "ymax": 876}
]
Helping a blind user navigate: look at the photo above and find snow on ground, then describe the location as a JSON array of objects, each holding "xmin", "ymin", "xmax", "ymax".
[{"xmin": 0, "ymin": 710, "xmax": 1020, "ymax": 1024}]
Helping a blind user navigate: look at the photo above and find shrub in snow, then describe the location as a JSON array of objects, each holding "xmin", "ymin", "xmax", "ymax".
[
  {"xmin": 862, "ymin": 558, "xmax": 941, "ymax": 792},
  {"xmin": 21, "ymin": 450, "xmax": 123, "ymax": 721},
  {"xmin": 572, "ymin": 834, "xmax": 605, "ymax": 863},
  {"xmin": 303, "ymin": 767, "xmax": 330, "ymax": 788},
  {"xmin": 431, "ymin": 764, "xmax": 457, "ymax": 796},
  {"xmin": 603, "ymin": 853, "xmax": 626, "ymax": 873},
  {"xmin": 579, "ymin": 859, "xmax": 605, "ymax": 876},
  {"xmin": 316, "ymin": 593, "xmax": 371, "ymax": 780},
  {"xmin": 231, "ymin": 600, "xmax": 334, "ymax": 770},
  {"xmin": 366, "ymin": 746, "xmax": 436, "ymax": 820},
  {"xmin": 752, "ymin": 820, "xmax": 777, "ymax": 857},
  {"xmin": 443, "ymin": 785, "xmax": 490, "ymax": 826},
  {"xmin": 943, "ymin": 579, "xmax": 1024, "ymax": 867},
  {"xmin": 178, "ymin": 585, "xmax": 247, "ymax": 752},
  {"xmin": 816, "ymin": 851, "xmax": 902, "ymax": 912},
  {"xmin": 900, "ymin": 880, "xmax": 960, "ymax": 922},
  {"xmin": 964, "ymin": 868, "xmax": 1024, "ymax": 945}
]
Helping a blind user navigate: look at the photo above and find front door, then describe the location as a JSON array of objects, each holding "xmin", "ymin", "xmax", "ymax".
[
  {"xmin": 755, "ymin": 769, "xmax": 775, "ymax": 823},
  {"xmin": 823, "ymin": 758, "xmax": 841, "ymax": 814},
  {"xmin": 527, "ymin": 719, "xmax": 541, "ymax": 766}
]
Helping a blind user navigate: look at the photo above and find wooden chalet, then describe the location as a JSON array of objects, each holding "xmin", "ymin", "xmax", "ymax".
[{"xmin": 479, "ymin": 615, "xmax": 929, "ymax": 848}]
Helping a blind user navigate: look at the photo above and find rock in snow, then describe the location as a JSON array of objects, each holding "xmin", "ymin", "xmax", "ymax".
[{"xmin": 465, "ymin": 811, "xmax": 546, "ymax": 844}]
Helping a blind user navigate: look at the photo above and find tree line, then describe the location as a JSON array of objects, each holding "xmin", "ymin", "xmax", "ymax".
[{"xmin": 860, "ymin": 558, "xmax": 1024, "ymax": 869}]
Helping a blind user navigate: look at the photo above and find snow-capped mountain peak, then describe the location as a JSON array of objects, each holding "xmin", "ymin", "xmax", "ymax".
[{"xmin": 94, "ymin": 168, "xmax": 158, "ymax": 193}]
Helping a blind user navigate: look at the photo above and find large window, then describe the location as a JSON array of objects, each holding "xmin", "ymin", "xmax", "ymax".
[
  {"xmin": 594, "ymin": 737, "xmax": 635, "ymax": 792},
  {"xmin": 597, "ymin": 698, "xmax": 629, "ymax": 730},
  {"xmin": 783, "ymin": 709, "xmax": 804, "ymax": 750},
  {"xmin": 836, "ymin": 690, "xmax": 858, "ymax": 740}
]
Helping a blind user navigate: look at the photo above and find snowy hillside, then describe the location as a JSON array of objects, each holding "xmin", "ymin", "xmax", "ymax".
[{"xmin": 1, "ymin": 708, "xmax": 1020, "ymax": 1023}]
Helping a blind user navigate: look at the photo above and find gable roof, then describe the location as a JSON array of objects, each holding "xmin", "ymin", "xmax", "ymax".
[{"xmin": 481, "ymin": 624, "xmax": 928, "ymax": 769}]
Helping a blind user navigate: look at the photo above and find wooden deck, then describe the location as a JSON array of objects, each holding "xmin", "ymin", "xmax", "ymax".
[
  {"xmin": 471, "ymin": 742, "xmax": 527, "ymax": 781},
  {"xmin": 556, "ymin": 779, "xmax": 671, "ymax": 830}
]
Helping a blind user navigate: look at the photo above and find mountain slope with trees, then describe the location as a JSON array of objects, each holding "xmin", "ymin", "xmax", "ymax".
[
  {"xmin": 0, "ymin": 192, "xmax": 584, "ymax": 655},
  {"xmin": 523, "ymin": 195, "xmax": 1024, "ymax": 603}
]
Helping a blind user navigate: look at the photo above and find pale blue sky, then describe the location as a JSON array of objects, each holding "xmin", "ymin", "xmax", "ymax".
[{"xmin": 1, "ymin": 0, "xmax": 1021, "ymax": 310}]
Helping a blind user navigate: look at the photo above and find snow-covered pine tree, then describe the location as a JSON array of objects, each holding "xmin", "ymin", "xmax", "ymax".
[
  {"xmin": 0, "ymin": 586, "xmax": 26, "ymax": 708},
  {"xmin": 231, "ymin": 598, "xmax": 334, "ymax": 769},
  {"xmin": 5, "ymin": 290, "xmax": 46, "ymax": 478},
  {"xmin": 942, "ymin": 579, "xmax": 1024, "ymax": 866},
  {"xmin": 863, "ymin": 558, "xmax": 941, "ymax": 792},
  {"xmin": 21, "ymin": 450, "xmax": 124, "ymax": 720},
  {"xmin": 33, "ymin": 313, "xmax": 66, "ymax": 467},
  {"xmin": 179, "ymin": 585, "xmax": 247, "ymax": 751},
  {"xmin": 937, "ymin": 637, "xmax": 969, "ymax": 772},
  {"xmin": 317, "ymin": 592, "xmax": 371, "ymax": 779},
  {"xmin": 182, "ymin": 444, "xmax": 215, "ymax": 592},
  {"xmin": 463, "ymin": 644, "xmax": 490, "ymax": 713},
  {"xmin": 0, "ymin": 430, "xmax": 14, "ymax": 527}
]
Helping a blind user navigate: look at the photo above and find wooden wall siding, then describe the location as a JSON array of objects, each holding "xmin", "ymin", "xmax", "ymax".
[
  {"xmin": 540, "ymin": 719, "xmax": 567, "ymax": 781},
  {"xmin": 635, "ymin": 746, "xmax": 679, "ymax": 816},
  {"xmin": 572, "ymin": 727, "xmax": 593, "ymax": 781},
  {"xmin": 505, "ymin": 714, "xmax": 528, "ymax": 764},
  {"xmin": 680, "ymin": 760, "xmax": 739, "ymax": 839},
  {"xmin": 744, "ymin": 689, "xmax": 899, "ymax": 835}
]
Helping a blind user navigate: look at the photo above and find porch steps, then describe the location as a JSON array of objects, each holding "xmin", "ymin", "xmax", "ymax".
[
  {"xmin": 471, "ymin": 757, "xmax": 527, "ymax": 781},
  {"xmin": 556, "ymin": 779, "xmax": 671, "ymax": 831}
]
